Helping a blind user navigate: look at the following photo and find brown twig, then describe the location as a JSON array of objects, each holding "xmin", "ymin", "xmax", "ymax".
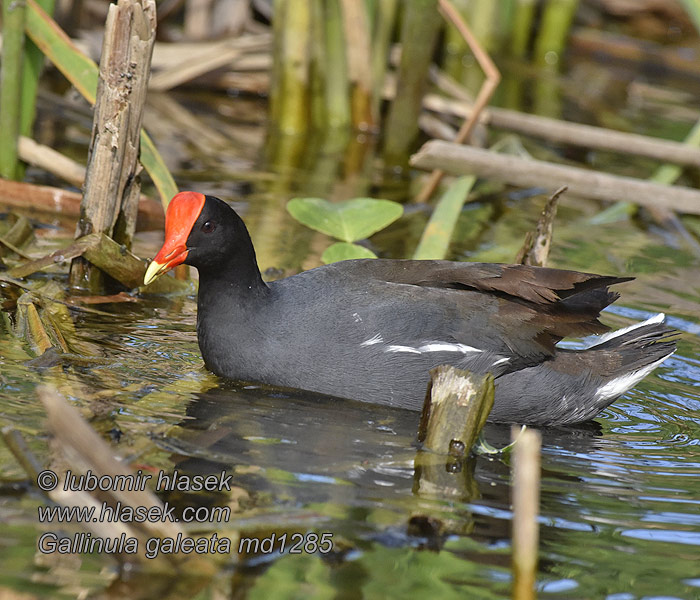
[{"xmin": 415, "ymin": 0, "xmax": 501, "ymax": 204}]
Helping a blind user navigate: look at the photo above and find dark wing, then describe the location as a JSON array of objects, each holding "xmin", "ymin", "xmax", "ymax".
[{"xmin": 347, "ymin": 259, "xmax": 632, "ymax": 356}]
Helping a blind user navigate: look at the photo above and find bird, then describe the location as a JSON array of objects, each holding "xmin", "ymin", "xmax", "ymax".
[{"xmin": 143, "ymin": 191, "xmax": 676, "ymax": 426}]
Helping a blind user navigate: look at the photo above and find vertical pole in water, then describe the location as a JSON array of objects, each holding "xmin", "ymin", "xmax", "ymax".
[
  {"xmin": 512, "ymin": 426, "xmax": 541, "ymax": 600},
  {"xmin": 69, "ymin": 0, "xmax": 156, "ymax": 293},
  {"xmin": 382, "ymin": 0, "xmax": 443, "ymax": 168}
]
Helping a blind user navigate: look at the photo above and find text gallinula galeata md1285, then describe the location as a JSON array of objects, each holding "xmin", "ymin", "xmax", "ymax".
[{"xmin": 144, "ymin": 192, "xmax": 676, "ymax": 426}]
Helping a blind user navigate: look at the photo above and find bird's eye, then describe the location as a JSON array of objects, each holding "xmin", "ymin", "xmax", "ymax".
[{"xmin": 201, "ymin": 220, "xmax": 215, "ymax": 233}]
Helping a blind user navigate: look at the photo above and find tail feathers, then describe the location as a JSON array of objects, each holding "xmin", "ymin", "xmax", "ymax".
[
  {"xmin": 588, "ymin": 312, "xmax": 668, "ymax": 348},
  {"xmin": 589, "ymin": 314, "xmax": 677, "ymax": 403}
]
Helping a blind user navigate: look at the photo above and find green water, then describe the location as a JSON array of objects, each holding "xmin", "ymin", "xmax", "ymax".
[{"xmin": 1, "ymin": 52, "xmax": 700, "ymax": 599}]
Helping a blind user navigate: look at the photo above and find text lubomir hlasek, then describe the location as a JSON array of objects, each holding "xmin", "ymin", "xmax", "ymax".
[{"xmin": 61, "ymin": 469, "xmax": 233, "ymax": 492}]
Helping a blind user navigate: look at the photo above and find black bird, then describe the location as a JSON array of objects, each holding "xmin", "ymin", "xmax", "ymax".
[{"xmin": 144, "ymin": 192, "xmax": 676, "ymax": 425}]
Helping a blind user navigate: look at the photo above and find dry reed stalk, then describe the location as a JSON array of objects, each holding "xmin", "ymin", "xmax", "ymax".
[
  {"xmin": 340, "ymin": 0, "xmax": 374, "ymax": 129},
  {"xmin": 69, "ymin": 0, "xmax": 156, "ymax": 292},
  {"xmin": 411, "ymin": 141, "xmax": 700, "ymax": 215},
  {"xmin": 511, "ymin": 426, "xmax": 541, "ymax": 600},
  {"xmin": 415, "ymin": 0, "xmax": 501, "ymax": 203}
]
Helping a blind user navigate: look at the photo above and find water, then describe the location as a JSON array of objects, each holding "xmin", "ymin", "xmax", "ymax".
[{"xmin": 2, "ymin": 55, "xmax": 700, "ymax": 600}]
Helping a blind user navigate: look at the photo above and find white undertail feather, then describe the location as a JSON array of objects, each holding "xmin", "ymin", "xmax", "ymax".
[
  {"xmin": 594, "ymin": 353, "xmax": 674, "ymax": 402},
  {"xmin": 589, "ymin": 312, "xmax": 666, "ymax": 348}
]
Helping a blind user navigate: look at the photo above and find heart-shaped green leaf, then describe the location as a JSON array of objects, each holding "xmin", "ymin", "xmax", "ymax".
[
  {"xmin": 287, "ymin": 197, "xmax": 403, "ymax": 243},
  {"xmin": 321, "ymin": 242, "xmax": 377, "ymax": 264}
]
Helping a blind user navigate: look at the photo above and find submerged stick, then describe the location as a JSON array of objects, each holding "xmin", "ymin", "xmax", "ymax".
[
  {"xmin": 511, "ymin": 426, "xmax": 541, "ymax": 600},
  {"xmin": 418, "ymin": 365, "xmax": 494, "ymax": 455},
  {"xmin": 515, "ymin": 186, "xmax": 566, "ymax": 267},
  {"xmin": 410, "ymin": 141, "xmax": 700, "ymax": 215}
]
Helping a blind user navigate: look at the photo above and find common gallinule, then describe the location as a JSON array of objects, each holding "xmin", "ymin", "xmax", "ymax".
[{"xmin": 144, "ymin": 192, "xmax": 676, "ymax": 426}]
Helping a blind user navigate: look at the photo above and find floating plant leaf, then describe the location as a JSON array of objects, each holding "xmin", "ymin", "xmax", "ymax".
[
  {"xmin": 287, "ymin": 197, "xmax": 403, "ymax": 243},
  {"xmin": 321, "ymin": 242, "xmax": 377, "ymax": 264}
]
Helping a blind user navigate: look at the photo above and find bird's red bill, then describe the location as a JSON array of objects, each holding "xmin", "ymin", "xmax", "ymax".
[{"xmin": 144, "ymin": 191, "xmax": 206, "ymax": 285}]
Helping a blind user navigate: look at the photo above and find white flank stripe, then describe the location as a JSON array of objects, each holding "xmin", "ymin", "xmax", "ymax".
[
  {"xmin": 360, "ymin": 334, "xmax": 384, "ymax": 347},
  {"xmin": 385, "ymin": 341, "xmax": 483, "ymax": 355},
  {"xmin": 492, "ymin": 357, "xmax": 510, "ymax": 366},
  {"xmin": 590, "ymin": 313, "xmax": 666, "ymax": 347},
  {"xmin": 386, "ymin": 344, "xmax": 422, "ymax": 354},
  {"xmin": 594, "ymin": 353, "xmax": 674, "ymax": 402}
]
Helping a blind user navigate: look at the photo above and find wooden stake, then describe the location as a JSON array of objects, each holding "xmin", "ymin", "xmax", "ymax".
[
  {"xmin": 69, "ymin": 0, "xmax": 156, "ymax": 292},
  {"xmin": 418, "ymin": 365, "xmax": 494, "ymax": 455},
  {"xmin": 511, "ymin": 426, "xmax": 541, "ymax": 600}
]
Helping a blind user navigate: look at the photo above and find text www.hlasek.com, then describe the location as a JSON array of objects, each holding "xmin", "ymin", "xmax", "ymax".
[
  {"xmin": 36, "ymin": 468, "xmax": 333, "ymax": 559},
  {"xmin": 38, "ymin": 501, "xmax": 229, "ymax": 524}
]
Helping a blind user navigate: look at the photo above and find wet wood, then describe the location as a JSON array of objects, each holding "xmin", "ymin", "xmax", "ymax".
[
  {"xmin": 9, "ymin": 234, "xmax": 101, "ymax": 279},
  {"xmin": 418, "ymin": 365, "xmax": 494, "ymax": 455},
  {"xmin": 515, "ymin": 186, "xmax": 565, "ymax": 267},
  {"xmin": 410, "ymin": 141, "xmax": 700, "ymax": 215},
  {"xmin": 69, "ymin": 0, "xmax": 157, "ymax": 292},
  {"xmin": 10, "ymin": 232, "xmax": 187, "ymax": 293},
  {"xmin": 1, "ymin": 426, "xmax": 43, "ymax": 481},
  {"xmin": 512, "ymin": 426, "xmax": 541, "ymax": 600},
  {"xmin": 0, "ymin": 179, "xmax": 164, "ymax": 230}
]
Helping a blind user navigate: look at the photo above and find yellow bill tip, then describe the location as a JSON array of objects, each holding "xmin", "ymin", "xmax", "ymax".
[{"xmin": 143, "ymin": 260, "xmax": 167, "ymax": 286}]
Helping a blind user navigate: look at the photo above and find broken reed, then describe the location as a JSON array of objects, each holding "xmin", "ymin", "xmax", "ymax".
[
  {"xmin": 69, "ymin": 0, "xmax": 156, "ymax": 292},
  {"xmin": 511, "ymin": 426, "xmax": 541, "ymax": 600}
]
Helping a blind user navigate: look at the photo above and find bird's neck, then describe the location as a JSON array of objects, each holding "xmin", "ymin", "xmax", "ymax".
[{"xmin": 196, "ymin": 248, "xmax": 269, "ymax": 307}]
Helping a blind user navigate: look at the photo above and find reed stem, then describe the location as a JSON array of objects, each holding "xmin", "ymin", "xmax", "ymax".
[
  {"xmin": 271, "ymin": 0, "xmax": 311, "ymax": 135},
  {"xmin": 533, "ymin": 0, "xmax": 580, "ymax": 67},
  {"xmin": 383, "ymin": 0, "xmax": 442, "ymax": 167},
  {"xmin": 0, "ymin": 0, "xmax": 28, "ymax": 180},
  {"xmin": 323, "ymin": 0, "xmax": 351, "ymax": 129}
]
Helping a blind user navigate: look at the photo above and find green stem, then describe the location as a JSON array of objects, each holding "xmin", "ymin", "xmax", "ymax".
[
  {"xmin": 324, "ymin": 0, "xmax": 351, "ymax": 129},
  {"xmin": 273, "ymin": 0, "xmax": 311, "ymax": 135},
  {"xmin": 370, "ymin": 0, "xmax": 397, "ymax": 120},
  {"xmin": 0, "ymin": 0, "xmax": 28, "ymax": 180},
  {"xmin": 413, "ymin": 176, "xmax": 476, "ymax": 260},
  {"xmin": 20, "ymin": 0, "xmax": 55, "ymax": 139},
  {"xmin": 383, "ymin": 0, "xmax": 442, "ymax": 168},
  {"xmin": 511, "ymin": 0, "xmax": 536, "ymax": 58},
  {"xmin": 442, "ymin": 0, "xmax": 469, "ymax": 82},
  {"xmin": 533, "ymin": 0, "xmax": 579, "ymax": 68}
]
